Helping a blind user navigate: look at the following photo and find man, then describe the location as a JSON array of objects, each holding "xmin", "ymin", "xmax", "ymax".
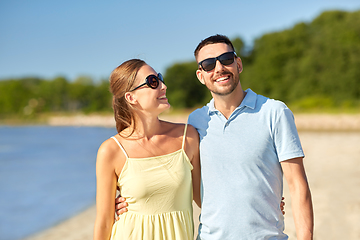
[
  {"xmin": 116, "ymin": 34, "xmax": 313, "ymax": 239},
  {"xmin": 188, "ymin": 34, "xmax": 313, "ymax": 240}
]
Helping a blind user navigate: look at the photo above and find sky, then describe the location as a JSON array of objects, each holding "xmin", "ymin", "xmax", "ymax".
[{"xmin": 1, "ymin": 0, "xmax": 360, "ymax": 81}]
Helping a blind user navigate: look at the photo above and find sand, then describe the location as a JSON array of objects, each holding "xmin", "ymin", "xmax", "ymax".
[
  {"xmin": 24, "ymin": 113, "xmax": 360, "ymax": 240},
  {"xmin": 283, "ymin": 131, "xmax": 360, "ymax": 239}
]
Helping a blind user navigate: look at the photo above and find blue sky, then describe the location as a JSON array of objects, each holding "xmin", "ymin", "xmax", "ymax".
[{"xmin": 1, "ymin": 0, "xmax": 359, "ymax": 81}]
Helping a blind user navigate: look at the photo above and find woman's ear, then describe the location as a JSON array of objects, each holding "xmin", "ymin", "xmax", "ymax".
[{"xmin": 124, "ymin": 92, "xmax": 137, "ymax": 105}]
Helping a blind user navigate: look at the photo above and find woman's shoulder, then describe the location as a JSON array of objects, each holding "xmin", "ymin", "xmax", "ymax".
[
  {"xmin": 97, "ymin": 135, "xmax": 125, "ymax": 163},
  {"xmin": 99, "ymin": 135, "xmax": 118, "ymax": 150}
]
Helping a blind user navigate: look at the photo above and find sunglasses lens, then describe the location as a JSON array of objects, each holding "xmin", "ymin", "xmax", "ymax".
[
  {"xmin": 201, "ymin": 59, "xmax": 216, "ymax": 72},
  {"xmin": 147, "ymin": 75, "xmax": 159, "ymax": 89},
  {"xmin": 158, "ymin": 73, "xmax": 164, "ymax": 83},
  {"xmin": 219, "ymin": 52, "xmax": 235, "ymax": 65}
]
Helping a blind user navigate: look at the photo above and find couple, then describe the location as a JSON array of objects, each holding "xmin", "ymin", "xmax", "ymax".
[{"xmin": 94, "ymin": 34, "xmax": 314, "ymax": 240}]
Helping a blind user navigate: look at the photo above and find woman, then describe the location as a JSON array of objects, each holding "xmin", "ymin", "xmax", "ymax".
[{"xmin": 93, "ymin": 59, "xmax": 201, "ymax": 240}]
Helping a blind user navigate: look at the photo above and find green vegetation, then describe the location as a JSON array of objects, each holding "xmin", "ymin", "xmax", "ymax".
[
  {"xmin": 164, "ymin": 61, "xmax": 211, "ymax": 108},
  {"xmin": 0, "ymin": 76, "xmax": 112, "ymax": 119},
  {"xmin": 1, "ymin": 10, "xmax": 360, "ymax": 121},
  {"xmin": 241, "ymin": 10, "xmax": 360, "ymax": 112}
]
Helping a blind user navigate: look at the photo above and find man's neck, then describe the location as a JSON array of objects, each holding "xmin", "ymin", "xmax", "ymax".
[{"xmin": 213, "ymin": 87, "xmax": 246, "ymax": 119}]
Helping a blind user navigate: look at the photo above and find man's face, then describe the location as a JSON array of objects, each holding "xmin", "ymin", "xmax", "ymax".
[{"xmin": 196, "ymin": 43, "xmax": 242, "ymax": 96}]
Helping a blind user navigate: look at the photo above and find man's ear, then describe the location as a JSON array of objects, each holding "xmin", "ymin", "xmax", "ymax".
[
  {"xmin": 196, "ymin": 69, "xmax": 206, "ymax": 85},
  {"xmin": 124, "ymin": 92, "xmax": 137, "ymax": 105},
  {"xmin": 236, "ymin": 57, "xmax": 243, "ymax": 73}
]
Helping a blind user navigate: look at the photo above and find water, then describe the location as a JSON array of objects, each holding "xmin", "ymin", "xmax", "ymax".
[{"xmin": 0, "ymin": 126, "xmax": 117, "ymax": 240}]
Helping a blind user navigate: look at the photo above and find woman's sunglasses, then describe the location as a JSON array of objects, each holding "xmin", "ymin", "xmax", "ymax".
[
  {"xmin": 130, "ymin": 73, "xmax": 164, "ymax": 92},
  {"xmin": 198, "ymin": 52, "xmax": 236, "ymax": 72}
]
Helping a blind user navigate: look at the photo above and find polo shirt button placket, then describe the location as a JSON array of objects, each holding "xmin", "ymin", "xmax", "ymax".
[{"xmin": 224, "ymin": 121, "xmax": 229, "ymax": 131}]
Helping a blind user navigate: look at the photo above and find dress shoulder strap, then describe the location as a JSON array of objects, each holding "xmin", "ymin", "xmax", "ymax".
[
  {"xmin": 111, "ymin": 136, "xmax": 129, "ymax": 159},
  {"xmin": 181, "ymin": 124, "xmax": 188, "ymax": 150}
]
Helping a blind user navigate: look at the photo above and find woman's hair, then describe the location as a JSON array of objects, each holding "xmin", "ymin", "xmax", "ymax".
[{"xmin": 109, "ymin": 59, "xmax": 147, "ymax": 135}]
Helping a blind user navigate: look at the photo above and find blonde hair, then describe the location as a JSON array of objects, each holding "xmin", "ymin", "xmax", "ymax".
[{"xmin": 109, "ymin": 59, "xmax": 146, "ymax": 135}]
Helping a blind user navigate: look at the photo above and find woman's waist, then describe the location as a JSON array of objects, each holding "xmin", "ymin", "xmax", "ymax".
[{"xmin": 125, "ymin": 202, "xmax": 193, "ymax": 216}]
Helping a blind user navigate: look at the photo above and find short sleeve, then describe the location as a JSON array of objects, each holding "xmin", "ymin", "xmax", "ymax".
[{"xmin": 273, "ymin": 107, "xmax": 305, "ymax": 162}]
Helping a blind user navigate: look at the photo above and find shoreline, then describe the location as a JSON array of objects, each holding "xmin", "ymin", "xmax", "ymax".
[
  {"xmin": 46, "ymin": 113, "xmax": 360, "ymax": 131},
  {"xmin": 1, "ymin": 113, "xmax": 360, "ymax": 131},
  {"xmin": 23, "ymin": 205, "xmax": 97, "ymax": 240}
]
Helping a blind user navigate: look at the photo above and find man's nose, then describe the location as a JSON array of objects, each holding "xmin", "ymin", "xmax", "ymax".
[{"xmin": 214, "ymin": 59, "xmax": 226, "ymax": 72}]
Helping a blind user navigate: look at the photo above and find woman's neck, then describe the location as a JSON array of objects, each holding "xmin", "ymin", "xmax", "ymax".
[{"xmin": 126, "ymin": 113, "xmax": 163, "ymax": 140}]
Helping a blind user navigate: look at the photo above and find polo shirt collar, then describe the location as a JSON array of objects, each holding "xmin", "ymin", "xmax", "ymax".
[
  {"xmin": 241, "ymin": 88, "xmax": 257, "ymax": 110},
  {"xmin": 207, "ymin": 88, "xmax": 257, "ymax": 115}
]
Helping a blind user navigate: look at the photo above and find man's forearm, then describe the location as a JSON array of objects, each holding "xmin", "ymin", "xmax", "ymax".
[
  {"xmin": 281, "ymin": 158, "xmax": 314, "ymax": 239},
  {"xmin": 291, "ymin": 186, "xmax": 314, "ymax": 240}
]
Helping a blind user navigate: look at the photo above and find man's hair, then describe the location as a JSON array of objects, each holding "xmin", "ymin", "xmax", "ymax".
[{"xmin": 194, "ymin": 34, "xmax": 235, "ymax": 60}]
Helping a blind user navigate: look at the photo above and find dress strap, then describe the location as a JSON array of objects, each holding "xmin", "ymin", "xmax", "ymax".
[
  {"xmin": 111, "ymin": 136, "xmax": 129, "ymax": 159},
  {"xmin": 181, "ymin": 124, "xmax": 188, "ymax": 150}
]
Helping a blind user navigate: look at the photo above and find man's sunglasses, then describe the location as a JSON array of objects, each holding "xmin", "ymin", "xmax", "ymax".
[
  {"xmin": 130, "ymin": 73, "xmax": 164, "ymax": 91},
  {"xmin": 198, "ymin": 52, "xmax": 236, "ymax": 72}
]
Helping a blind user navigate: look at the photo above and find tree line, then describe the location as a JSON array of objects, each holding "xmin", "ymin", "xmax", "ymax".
[
  {"xmin": 1, "ymin": 10, "xmax": 359, "ymax": 118},
  {"xmin": 0, "ymin": 76, "xmax": 112, "ymax": 116}
]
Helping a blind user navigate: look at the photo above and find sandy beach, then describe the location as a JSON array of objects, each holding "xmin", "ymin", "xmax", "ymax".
[{"xmin": 25, "ymin": 113, "xmax": 360, "ymax": 240}]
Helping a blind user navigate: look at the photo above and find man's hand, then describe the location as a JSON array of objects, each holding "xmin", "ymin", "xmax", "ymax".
[{"xmin": 115, "ymin": 196, "xmax": 128, "ymax": 220}]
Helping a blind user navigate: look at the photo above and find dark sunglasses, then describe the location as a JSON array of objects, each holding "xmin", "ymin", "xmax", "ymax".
[
  {"xmin": 198, "ymin": 52, "xmax": 236, "ymax": 72},
  {"xmin": 130, "ymin": 73, "xmax": 164, "ymax": 91}
]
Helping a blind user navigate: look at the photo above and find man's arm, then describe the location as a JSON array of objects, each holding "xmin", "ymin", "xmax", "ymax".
[
  {"xmin": 115, "ymin": 195, "xmax": 128, "ymax": 220},
  {"xmin": 281, "ymin": 157, "xmax": 314, "ymax": 240}
]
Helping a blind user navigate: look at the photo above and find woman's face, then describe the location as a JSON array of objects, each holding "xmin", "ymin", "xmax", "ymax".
[{"xmin": 130, "ymin": 64, "xmax": 170, "ymax": 113}]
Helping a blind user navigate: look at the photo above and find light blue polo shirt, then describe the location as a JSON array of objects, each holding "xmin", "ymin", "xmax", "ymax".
[{"xmin": 188, "ymin": 89, "xmax": 304, "ymax": 240}]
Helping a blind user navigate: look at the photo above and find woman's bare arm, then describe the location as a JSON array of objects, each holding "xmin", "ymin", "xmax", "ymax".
[
  {"xmin": 187, "ymin": 125, "xmax": 201, "ymax": 208},
  {"xmin": 93, "ymin": 140, "xmax": 119, "ymax": 240}
]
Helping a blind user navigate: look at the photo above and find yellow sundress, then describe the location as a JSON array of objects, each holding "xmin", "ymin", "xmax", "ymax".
[{"xmin": 110, "ymin": 124, "xmax": 194, "ymax": 240}]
